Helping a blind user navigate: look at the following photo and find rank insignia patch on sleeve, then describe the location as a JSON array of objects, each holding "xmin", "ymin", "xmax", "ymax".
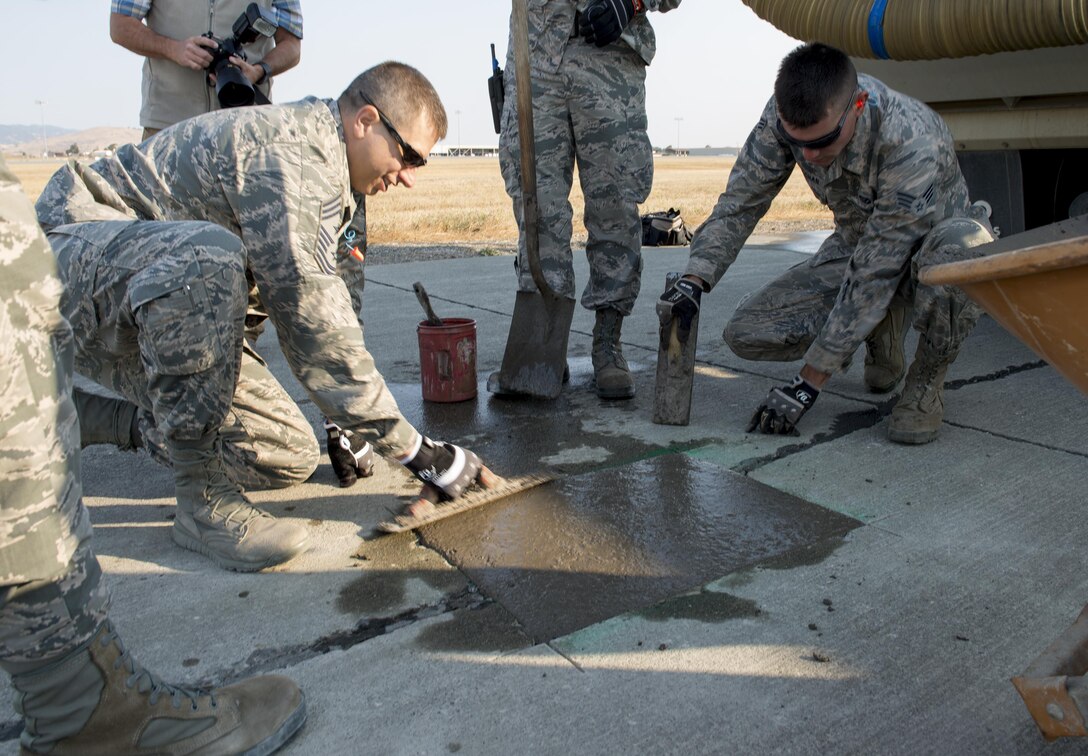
[
  {"xmin": 896, "ymin": 182, "xmax": 935, "ymax": 216},
  {"xmin": 313, "ymin": 196, "xmax": 341, "ymax": 275}
]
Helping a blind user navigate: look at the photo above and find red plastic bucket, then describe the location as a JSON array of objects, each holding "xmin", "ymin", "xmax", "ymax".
[{"xmin": 417, "ymin": 318, "xmax": 477, "ymax": 402}]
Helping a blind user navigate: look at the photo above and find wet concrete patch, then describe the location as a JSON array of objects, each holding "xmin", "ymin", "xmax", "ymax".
[
  {"xmin": 715, "ymin": 535, "xmax": 849, "ymax": 590},
  {"xmin": 341, "ymin": 533, "xmax": 470, "ymax": 616},
  {"xmin": 417, "ymin": 454, "xmax": 860, "ymax": 642},
  {"xmin": 336, "ymin": 568, "xmax": 467, "ymax": 616},
  {"xmin": 414, "ymin": 601, "xmax": 533, "ymax": 653},
  {"xmin": 637, "ymin": 589, "xmax": 762, "ymax": 623},
  {"xmin": 386, "ymin": 379, "xmax": 716, "ymax": 479}
]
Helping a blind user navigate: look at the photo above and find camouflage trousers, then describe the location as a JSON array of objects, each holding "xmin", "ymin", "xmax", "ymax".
[
  {"xmin": 0, "ymin": 349, "xmax": 107, "ymax": 669},
  {"xmin": 724, "ymin": 225, "xmax": 988, "ymax": 368},
  {"xmin": 0, "ymin": 152, "xmax": 109, "ymax": 669},
  {"xmin": 499, "ymin": 38, "xmax": 652, "ymax": 315},
  {"xmin": 0, "ymin": 544, "xmax": 109, "ymax": 673},
  {"xmin": 48, "ymin": 220, "xmax": 320, "ymax": 491}
]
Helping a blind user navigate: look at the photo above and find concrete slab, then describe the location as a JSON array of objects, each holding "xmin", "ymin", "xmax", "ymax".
[
  {"xmin": 945, "ymin": 357, "xmax": 1088, "ymax": 456},
  {"xmin": 3, "ymin": 233, "xmax": 1084, "ymax": 754},
  {"xmin": 549, "ymin": 426, "xmax": 1088, "ymax": 754},
  {"xmin": 416, "ymin": 455, "xmax": 859, "ymax": 642}
]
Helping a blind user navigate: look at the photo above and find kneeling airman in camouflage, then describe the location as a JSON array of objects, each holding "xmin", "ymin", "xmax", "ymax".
[
  {"xmin": 659, "ymin": 42, "xmax": 994, "ymax": 443},
  {"xmin": 35, "ymin": 61, "xmax": 490, "ymax": 572},
  {"xmin": 1, "ymin": 156, "xmax": 305, "ymax": 755}
]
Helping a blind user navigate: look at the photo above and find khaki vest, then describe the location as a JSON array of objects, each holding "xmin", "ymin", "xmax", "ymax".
[{"xmin": 140, "ymin": 0, "xmax": 277, "ymax": 130}]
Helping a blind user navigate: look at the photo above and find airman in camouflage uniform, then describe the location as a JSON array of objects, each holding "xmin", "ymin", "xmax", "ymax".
[
  {"xmin": 35, "ymin": 61, "xmax": 490, "ymax": 572},
  {"xmin": 498, "ymin": 0, "xmax": 681, "ymax": 399},
  {"xmin": 0, "ymin": 155, "xmax": 304, "ymax": 754},
  {"xmin": 663, "ymin": 42, "xmax": 994, "ymax": 443}
]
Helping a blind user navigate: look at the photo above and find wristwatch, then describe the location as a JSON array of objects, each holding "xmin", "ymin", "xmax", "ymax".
[{"xmin": 256, "ymin": 61, "xmax": 272, "ymax": 84}]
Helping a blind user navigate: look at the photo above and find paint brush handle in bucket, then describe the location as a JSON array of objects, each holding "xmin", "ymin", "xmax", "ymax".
[{"xmin": 413, "ymin": 282, "xmax": 443, "ymax": 326}]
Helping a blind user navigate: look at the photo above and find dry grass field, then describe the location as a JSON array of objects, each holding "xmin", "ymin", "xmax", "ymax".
[
  {"xmin": 7, "ymin": 159, "xmax": 67, "ymax": 203},
  {"xmin": 8, "ymin": 155, "xmax": 832, "ymax": 245}
]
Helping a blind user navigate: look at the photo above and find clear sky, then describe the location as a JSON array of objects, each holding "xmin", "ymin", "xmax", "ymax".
[{"xmin": 3, "ymin": 1, "xmax": 801, "ymax": 149}]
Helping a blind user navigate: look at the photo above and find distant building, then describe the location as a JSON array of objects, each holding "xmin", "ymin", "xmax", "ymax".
[
  {"xmin": 433, "ymin": 145, "xmax": 500, "ymax": 157},
  {"xmin": 654, "ymin": 146, "xmax": 739, "ymax": 157},
  {"xmin": 686, "ymin": 146, "xmax": 740, "ymax": 157}
]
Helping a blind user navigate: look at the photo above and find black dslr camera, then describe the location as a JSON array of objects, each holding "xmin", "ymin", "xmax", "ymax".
[{"xmin": 203, "ymin": 3, "xmax": 279, "ymax": 108}]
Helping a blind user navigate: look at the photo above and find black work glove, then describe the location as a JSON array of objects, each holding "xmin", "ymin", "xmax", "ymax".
[
  {"xmin": 325, "ymin": 420, "xmax": 374, "ymax": 488},
  {"xmin": 579, "ymin": 0, "xmax": 642, "ymax": 47},
  {"xmin": 657, "ymin": 278, "xmax": 702, "ymax": 343},
  {"xmin": 747, "ymin": 376, "xmax": 820, "ymax": 436},
  {"xmin": 401, "ymin": 436, "xmax": 486, "ymax": 503},
  {"xmin": 398, "ymin": 436, "xmax": 496, "ymax": 523}
]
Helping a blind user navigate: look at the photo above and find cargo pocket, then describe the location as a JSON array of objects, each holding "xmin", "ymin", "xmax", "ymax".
[
  {"xmin": 616, "ymin": 63, "xmax": 653, "ymax": 204},
  {"xmin": 131, "ymin": 252, "xmax": 218, "ymax": 376}
]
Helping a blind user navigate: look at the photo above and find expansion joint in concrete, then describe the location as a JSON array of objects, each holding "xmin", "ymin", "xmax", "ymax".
[
  {"xmin": 943, "ymin": 359, "xmax": 1047, "ymax": 390},
  {"xmin": 546, "ymin": 641, "xmax": 587, "ymax": 673},
  {"xmin": 196, "ymin": 586, "xmax": 490, "ymax": 689}
]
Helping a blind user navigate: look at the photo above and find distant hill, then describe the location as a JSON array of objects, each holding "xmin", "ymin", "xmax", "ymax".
[
  {"xmin": 4, "ymin": 126, "xmax": 143, "ymax": 157},
  {"xmin": 0, "ymin": 124, "xmax": 73, "ymax": 147}
]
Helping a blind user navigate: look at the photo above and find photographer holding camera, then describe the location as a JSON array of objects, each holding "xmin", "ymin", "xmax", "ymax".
[{"xmin": 110, "ymin": 0, "xmax": 302, "ymax": 140}]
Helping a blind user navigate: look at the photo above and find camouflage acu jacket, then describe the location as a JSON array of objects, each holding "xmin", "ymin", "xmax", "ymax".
[
  {"xmin": 686, "ymin": 74, "xmax": 972, "ymax": 373},
  {"xmin": 509, "ymin": 0, "xmax": 682, "ymax": 73},
  {"xmin": 34, "ymin": 98, "xmax": 405, "ymax": 438}
]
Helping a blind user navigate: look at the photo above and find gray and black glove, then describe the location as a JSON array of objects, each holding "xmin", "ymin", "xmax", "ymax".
[
  {"xmin": 747, "ymin": 376, "xmax": 820, "ymax": 436},
  {"xmin": 657, "ymin": 278, "xmax": 702, "ymax": 343},
  {"xmin": 325, "ymin": 419, "xmax": 374, "ymax": 488},
  {"xmin": 401, "ymin": 436, "xmax": 486, "ymax": 504},
  {"xmin": 579, "ymin": 0, "xmax": 643, "ymax": 47}
]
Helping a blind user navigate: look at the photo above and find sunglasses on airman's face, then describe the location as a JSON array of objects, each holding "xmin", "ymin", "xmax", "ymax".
[
  {"xmin": 357, "ymin": 92, "xmax": 428, "ymax": 168},
  {"xmin": 775, "ymin": 91, "xmax": 863, "ymax": 150}
]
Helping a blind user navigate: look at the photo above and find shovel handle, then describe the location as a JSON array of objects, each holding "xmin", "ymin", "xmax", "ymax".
[
  {"xmin": 413, "ymin": 282, "xmax": 443, "ymax": 326},
  {"xmin": 512, "ymin": 0, "xmax": 557, "ymax": 301}
]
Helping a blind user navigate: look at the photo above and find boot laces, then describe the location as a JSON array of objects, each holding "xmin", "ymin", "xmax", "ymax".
[
  {"xmin": 203, "ymin": 457, "xmax": 265, "ymax": 534},
  {"xmin": 101, "ymin": 626, "xmax": 212, "ymax": 711},
  {"xmin": 593, "ymin": 313, "xmax": 627, "ymax": 368},
  {"xmin": 905, "ymin": 354, "xmax": 945, "ymax": 405}
]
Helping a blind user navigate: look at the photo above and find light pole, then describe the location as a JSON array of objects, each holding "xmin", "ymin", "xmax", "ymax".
[
  {"xmin": 673, "ymin": 117, "xmax": 683, "ymax": 156},
  {"xmin": 455, "ymin": 109, "xmax": 462, "ymax": 156},
  {"xmin": 35, "ymin": 100, "xmax": 47, "ymax": 157}
]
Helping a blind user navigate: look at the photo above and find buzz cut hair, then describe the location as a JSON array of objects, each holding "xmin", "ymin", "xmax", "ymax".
[
  {"xmin": 774, "ymin": 42, "xmax": 858, "ymax": 128},
  {"xmin": 339, "ymin": 61, "xmax": 448, "ymax": 141}
]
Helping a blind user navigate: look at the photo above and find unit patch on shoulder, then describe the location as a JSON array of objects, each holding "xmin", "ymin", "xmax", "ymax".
[{"xmin": 896, "ymin": 182, "xmax": 935, "ymax": 216}]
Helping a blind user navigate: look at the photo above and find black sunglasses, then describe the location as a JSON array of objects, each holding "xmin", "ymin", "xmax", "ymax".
[
  {"xmin": 357, "ymin": 92, "xmax": 428, "ymax": 168},
  {"xmin": 775, "ymin": 92, "xmax": 860, "ymax": 150}
]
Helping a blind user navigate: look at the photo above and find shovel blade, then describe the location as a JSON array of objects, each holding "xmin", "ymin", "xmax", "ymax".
[{"xmin": 488, "ymin": 290, "xmax": 575, "ymax": 399}]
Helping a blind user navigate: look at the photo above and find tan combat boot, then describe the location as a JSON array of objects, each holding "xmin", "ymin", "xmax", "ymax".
[
  {"xmin": 73, "ymin": 388, "xmax": 142, "ymax": 450},
  {"xmin": 11, "ymin": 622, "xmax": 305, "ymax": 756},
  {"xmin": 864, "ymin": 303, "xmax": 908, "ymax": 394},
  {"xmin": 887, "ymin": 344, "xmax": 951, "ymax": 445},
  {"xmin": 592, "ymin": 309, "xmax": 634, "ymax": 399},
  {"xmin": 170, "ymin": 435, "xmax": 309, "ymax": 571}
]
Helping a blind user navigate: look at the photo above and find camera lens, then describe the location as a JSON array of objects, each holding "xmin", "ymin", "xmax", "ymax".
[{"xmin": 215, "ymin": 61, "xmax": 256, "ymax": 108}]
